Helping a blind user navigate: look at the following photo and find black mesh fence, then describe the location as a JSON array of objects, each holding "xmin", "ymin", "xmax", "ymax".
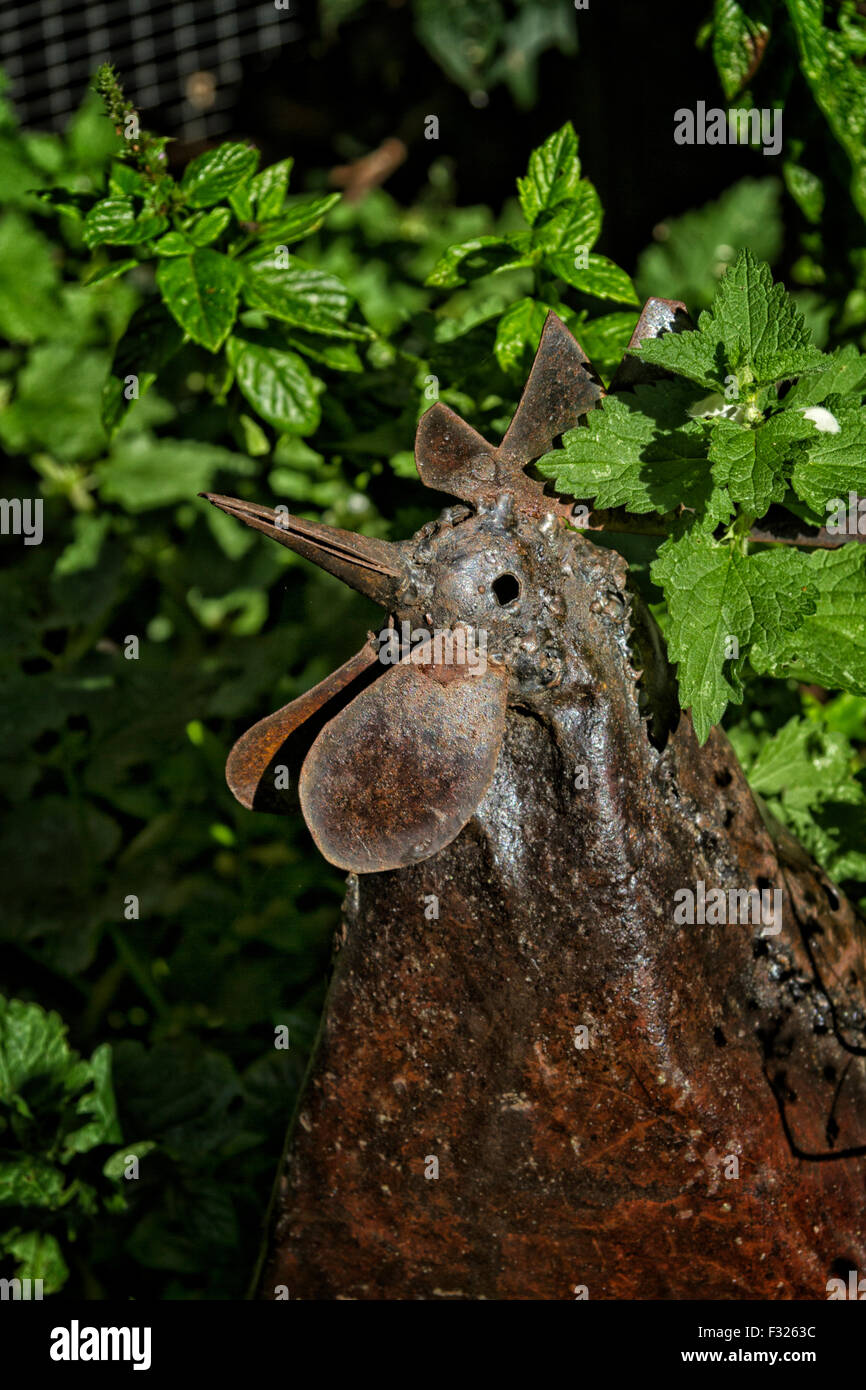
[{"xmin": 0, "ymin": 0, "xmax": 300, "ymax": 140}]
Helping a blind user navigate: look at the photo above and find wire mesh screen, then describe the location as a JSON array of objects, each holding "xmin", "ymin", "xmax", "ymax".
[{"xmin": 0, "ymin": 0, "xmax": 300, "ymax": 140}]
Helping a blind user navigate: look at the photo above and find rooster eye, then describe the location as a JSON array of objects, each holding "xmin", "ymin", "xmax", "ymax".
[{"xmin": 491, "ymin": 573, "xmax": 521, "ymax": 606}]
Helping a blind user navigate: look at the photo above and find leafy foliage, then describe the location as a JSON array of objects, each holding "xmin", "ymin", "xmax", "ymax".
[
  {"xmin": 540, "ymin": 249, "xmax": 866, "ymax": 741},
  {"xmin": 729, "ymin": 690, "xmax": 866, "ymax": 887},
  {"xmin": 652, "ymin": 532, "xmax": 816, "ymax": 742},
  {"xmin": 426, "ymin": 122, "xmax": 638, "ymax": 379},
  {"xmin": 711, "ymin": 0, "xmax": 773, "ymax": 101},
  {"xmin": 321, "ymin": 0, "xmax": 578, "ymax": 106},
  {"xmin": 0, "ymin": 998, "xmax": 123, "ymax": 1294},
  {"xmin": 0, "ymin": 72, "xmax": 423, "ymax": 1298},
  {"xmin": 784, "ymin": 0, "xmax": 866, "ymax": 222},
  {"xmin": 636, "ymin": 176, "xmax": 784, "ymax": 313},
  {"xmin": 702, "ymin": 0, "xmax": 866, "ymax": 344},
  {"xmin": 637, "ymin": 249, "xmax": 823, "ymax": 387}
]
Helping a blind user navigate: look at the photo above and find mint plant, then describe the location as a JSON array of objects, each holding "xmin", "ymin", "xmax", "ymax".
[
  {"xmin": 426, "ymin": 121, "xmax": 639, "ymax": 379},
  {"xmin": 540, "ymin": 249, "xmax": 866, "ymax": 741},
  {"xmin": 42, "ymin": 65, "xmax": 365, "ymax": 448}
]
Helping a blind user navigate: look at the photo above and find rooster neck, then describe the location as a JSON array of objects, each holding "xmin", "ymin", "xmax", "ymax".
[{"xmin": 260, "ymin": 678, "xmax": 866, "ymax": 1299}]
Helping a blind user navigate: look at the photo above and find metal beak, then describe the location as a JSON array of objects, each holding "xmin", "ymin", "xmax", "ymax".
[{"xmin": 201, "ymin": 493, "xmax": 405, "ymax": 607}]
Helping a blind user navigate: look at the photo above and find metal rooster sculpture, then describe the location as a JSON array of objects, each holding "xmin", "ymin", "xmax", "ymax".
[{"xmin": 204, "ymin": 302, "xmax": 866, "ymax": 1301}]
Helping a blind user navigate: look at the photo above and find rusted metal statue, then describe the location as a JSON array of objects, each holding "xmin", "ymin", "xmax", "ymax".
[{"xmin": 205, "ymin": 302, "xmax": 866, "ymax": 1300}]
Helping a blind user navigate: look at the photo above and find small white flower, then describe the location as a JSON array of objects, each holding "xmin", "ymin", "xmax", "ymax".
[
  {"xmin": 688, "ymin": 392, "xmax": 745, "ymax": 422},
  {"xmin": 801, "ymin": 405, "xmax": 840, "ymax": 434}
]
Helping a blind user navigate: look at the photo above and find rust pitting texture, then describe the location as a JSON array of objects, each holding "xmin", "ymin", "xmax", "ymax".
[
  {"xmin": 203, "ymin": 305, "xmax": 866, "ymax": 1300},
  {"xmin": 261, "ymin": 710, "xmax": 866, "ymax": 1299}
]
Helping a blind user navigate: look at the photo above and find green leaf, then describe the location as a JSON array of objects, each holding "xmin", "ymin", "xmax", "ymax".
[
  {"xmin": 785, "ymin": 0, "xmax": 866, "ymax": 222},
  {"xmin": 547, "ymin": 251, "xmax": 639, "ymax": 304},
  {"xmin": 782, "ymin": 344, "xmax": 866, "ymax": 408},
  {"xmin": 251, "ymin": 158, "xmax": 294, "ymax": 219},
  {"xmin": 83, "ymin": 257, "xmax": 138, "ymax": 284},
  {"xmin": 0, "ymin": 344, "xmax": 108, "ymax": 462},
  {"xmin": 424, "ymin": 234, "xmax": 533, "ymax": 288},
  {"xmin": 0, "ymin": 997, "xmax": 69, "ymax": 1106},
  {"xmin": 531, "ymin": 180, "xmax": 602, "ymax": 253},
  {"xmin": 782, "ymin": 159, "xmax": 825, "ymax": 225},
  {"xmin": 811, "ymin": 803, "xmax": 866, "ymax": 882},
  {"xmin": 538, "ymin": 382, "xmax": 718, "ymax": 516},
  {"xmin": 103, "ymin": 1142, "xmax": 157, "ymax": 1183},
  {"xmin": 229, "ymin": 180, "xmax": 255, "ymax": 223},
  {"xmin": 635, "ymin": 177, "xmax": 783, "ymax": 312},
  {"xmin": 35, "ymin": 187, "xmax": 93, "ymax": 220},
  {"xmin": 746, "ymin": 714, "xmax": 855, "ymax": 804},
  {"xmin": 227, "ymin": 334, "xmax": 321, "ymax": 434},
  {"xmin": 156, "ymin": 250, "xmax": 241, "ymax": 351},
  {"xmin": 285, "ymin": 330, "xmax": 363, "ymax": 372},
  {"xmin": 712, "ymin": 0, "xmax": 772, "ymax": 100},
  {"xmin": 0, "ymin": 1157, "xmax": 66, "ymax": 1209},
  {"xmin": 99, "ymin": 436, "xmax": 256, "ymax": 511},
  {"xmin": 730, "ymin": 706, "xmax": 866, "ymax": 886},
  {"xmin": 54, "ymin": 513, "xmax": 111, "ymax": 576},
  {"xmin": 493, "ymin": 297, "xmax": 549, "ymax": 375},
  {"xmin": 637, "ymin": 249, "xmax": 824, "ymax": 389},
  {"xmin": 126, "ymin": 1180, "xmax": 239, "ymax": 1273},
  {"xmin": 745, "ymin": 550, "xmax": 819, "ymax": 649},
  {"xmin": 491, "ymin": 3, "xmax": 578, "ymax": 107},
  {"xmin": 790, "ymin": 402, "xmax": 866, "ymax": 517},
  {"xmin": 101, "ymin": 299, "xmax": 185, "ymax": 435},
  {"xmin": 187, "ymin": 585, "xmax": 269, "ymax": 636},
  {"xmin": 152, "ymin": 231, "xmax": 193, "ymax": 257},
  {"xmin": 517, "ymin": 121, "xmax": 582, "ymax": 225},
  {"xmin": 82, "ymin": 198, "xmax": 167, "ymax": 248},
  {"xmin": 750, "ymin": 544, "xmax": 866, "ymax": 694},
  {"xmin": 264, "ymin": 193, "xmax": 342, "ymax": 244},
  {"xmin": 242, "ymin": 258, "xmax": 366, "ymax": 339},
  {"xmin": 0, "ymin": 996, "xmax": 119, "ymax": 1186},
  {"xmin": 180, "ymin": 142, "xmax": 260, "ymax": 209},
  {"xmin": 62, "ymin": 1044, "xmax": 121, "ymax": 1159},
  {"xmin": 576, "ymin": 311, "xmax": 638, "ymax": 380},
  {"xmin": 186, "ymin": 207, "xmax": 232, "ymax": 246},
  {"xmin": 108, "ymin": 162, "xmax": 147, "ymax": 197},
  {"xmin": 0, "ymin": 1230, "xmax": 69, "ymax": 1294},
  {"xmin": 413, "ymin": 0, "xmax": 500, "ymax": 92},
  {"xmin": 708, "ymin": 409, "xmax": 815, "ymax": 516},
  {"xmin": 0, "ymin": 213, "xmax": 59, "ymax": 342},
  {"xmin": 232, "ymin": 411, "xmax": 270, "ymax": 456},
  {"xmin": 67, "ymin": 87, "xmax": 123, "ymax": 169},
  {"xmin": 652, "ymin": 528, "xmax": 817, "ymax": 740}
]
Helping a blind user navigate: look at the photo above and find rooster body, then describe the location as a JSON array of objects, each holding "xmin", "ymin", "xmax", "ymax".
[{"xmin": 207, "ymin": 304, "xmax": 866, "ymax": 1300}]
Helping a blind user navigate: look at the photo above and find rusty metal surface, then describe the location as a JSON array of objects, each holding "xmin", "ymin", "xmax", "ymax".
[
  {"xmin": 261, "ymin": 704, "xmax": 866, "ymax": 1299},
  {"xmin": 498, "ymin": 310, "xmax": 604, "ymax": 467},
  {"xmin": 257, "ymin": 533, "xmax": 866, "ymax": 1297},
  {"xmin": 225, "ymin": 639, "xmax": 380, "ymax": 810},
  {"xmin": 415, "ymin": 310, "xmax": 603, "ymax": 517},
  {"xmin": 202, "ymin": 492, "xmax": 404, "ymax": 606},
  {"xmin": 300, "ymin": 661, "xmax": 509, "ymax": 872},
  {"xmin": 207, "ymin": 304, "xmax": 866, "ymax": 1299},
  {"xmin": 608, "ymin": 295, "xmax": 693, "ymax": 391}
]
